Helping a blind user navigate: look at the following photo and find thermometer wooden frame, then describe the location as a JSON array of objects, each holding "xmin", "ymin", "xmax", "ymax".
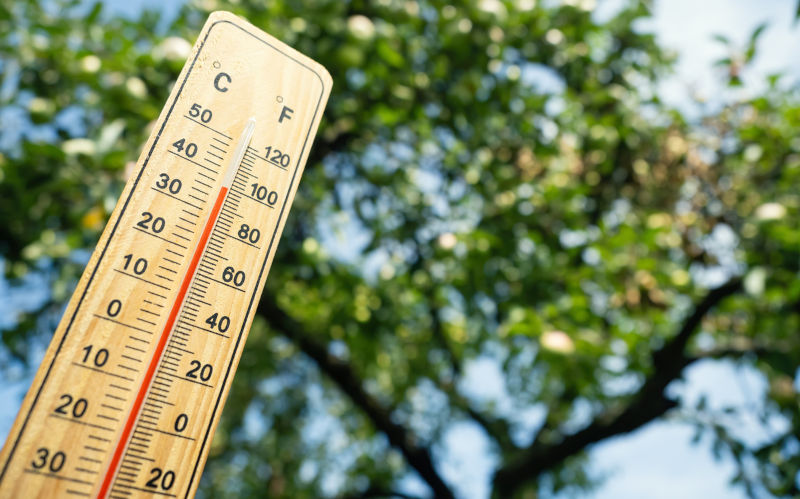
[{"xmin": 0, "ymin": 11, "xmax": 331, "ymax": 498}]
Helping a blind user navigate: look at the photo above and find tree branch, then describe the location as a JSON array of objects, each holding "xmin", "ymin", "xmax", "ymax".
[
  {"xmin": 257, "ymin": 294, "xmax": 455, "ymax": 499},
  {"xmin": 427, "ymin": 293, "xmax": 462, "ymax": 377},
  {"xmin": 433, "ymin": 379, "xmax": 519, "ymax": 454},
  {"xmin": 492, "ymin": 278, "xmax": 742, "ymax": 496},
  {"xmin": 688, "ymin": 338, "xmax": 791, "ymax": 363},
  {"xmin": 651, "ymin": 278, "xmax": 742, "ymax": 376}
]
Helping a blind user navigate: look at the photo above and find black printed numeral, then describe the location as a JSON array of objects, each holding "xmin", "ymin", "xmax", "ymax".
[
  {"xmin": 172, "ymin": 138, "xmax": 197, "ymax": 158},
  {"xmin": 188, "ymin": 103, "xmax": 212, "ymax": 123},
  {"xmin": 186, "ymin": 360, "xmax": 212, "ymax": 382},
  {"xmin": 146, "ymin": 467, "xmax": 175, "ymax": 490},
  {"xmin": 237, "ymin": 224, "xmax": 260, "ymax": 244},
  {"xmin": 156, "ymin": 173, "xmax": 182, "ymax": 194},
  {"xmin": 174, "ymin": 414, "xmax": 188, "ymax": 433},
  {"xmin": 81, "ymin": 345, "xmax": 109, "ymax": 367},
  {"xmin": 54, "ymin": 394, "xmax": 88, "ymax": 419},
  {"xmin": 249, "ymin": 183, "xmax": 279, "ymax": 206},
  {"xmin": 122, "ymin": 254, "xmax": 148, "ymax": 275},
  {"xmin": 263, "ymin": 146, "xmax": 290, "ymax": 167},
  {"xmin": 205, "ymin": 313, "xmax": 230, "ymax": 333},
  {"xmin": 31, "ymin": 448, "xmax": 65, "ymax": 472},
  {"xmin": 137, "ymin": 212, "xmax": 165, "ymax": 233},
  {"xmin": 222, "ymin": 266, "xmax": 245, "ymax": 287}
]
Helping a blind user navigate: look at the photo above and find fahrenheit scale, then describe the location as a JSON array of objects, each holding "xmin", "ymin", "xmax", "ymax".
[{"xmin": 0, "ymin": 11, "xmax": 331, "ymax": 498}]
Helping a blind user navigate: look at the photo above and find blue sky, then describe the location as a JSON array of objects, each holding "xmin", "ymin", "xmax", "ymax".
[{"xmin": 2, "ymin": 1, "xmax": 799, "ymax": 498}]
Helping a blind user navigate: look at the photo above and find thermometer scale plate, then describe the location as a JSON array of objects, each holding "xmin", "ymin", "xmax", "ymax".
[{"xmin": 0, "ymin": 11, "xmax": 331, "ymax": 498}]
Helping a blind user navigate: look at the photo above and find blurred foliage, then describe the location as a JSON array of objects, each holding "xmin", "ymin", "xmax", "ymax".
[{"xmin": 1, "ymin": 0, "xmax": 800, "ymax": 497}]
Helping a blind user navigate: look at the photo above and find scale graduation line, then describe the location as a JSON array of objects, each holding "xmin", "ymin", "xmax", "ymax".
[{"xmin": 97, "ymin": 119, "xmax": 256, "ymax": 499}]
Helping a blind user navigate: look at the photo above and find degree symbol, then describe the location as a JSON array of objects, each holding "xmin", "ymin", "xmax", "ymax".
[
  {"xmin": 213, "ymin": 61, "xmax": 221, "ymax": 69},
  {"xmin": 276, "ymin": 96, "xmax": 284, "ymax": 103}
]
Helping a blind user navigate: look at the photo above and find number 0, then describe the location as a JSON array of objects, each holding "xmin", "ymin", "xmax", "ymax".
[{"xmin": 174, "ymin": 413, "xmax": 188, "ymax": 433}]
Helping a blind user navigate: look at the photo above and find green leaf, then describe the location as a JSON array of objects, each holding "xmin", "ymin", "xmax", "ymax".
[
  {"xmin": 711, "ymin": 33, "xmax": 730, "ymax": 45},
  {"xmin": 86, "ymin": 1, "xmax": 102, "ymax": 24},
  {"xmin": 745, "ymin": 22, "xmax": 768, "ymax": 63}
]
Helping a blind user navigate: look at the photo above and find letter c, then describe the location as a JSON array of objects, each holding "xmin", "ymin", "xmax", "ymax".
[{"xmin": 214, "ymin": 72, "xmax": 231, "ymax": 92}]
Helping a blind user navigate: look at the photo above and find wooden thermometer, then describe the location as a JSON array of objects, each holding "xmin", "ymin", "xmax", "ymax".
[{"xmin": 0, "ymin": 11, "xmax": 331, "ymax": 498}]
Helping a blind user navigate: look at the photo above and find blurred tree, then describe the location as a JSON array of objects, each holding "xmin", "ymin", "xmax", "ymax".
[{"xmin": 1, "ymin": 0, "xmax": 799, "ymax": 497}]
